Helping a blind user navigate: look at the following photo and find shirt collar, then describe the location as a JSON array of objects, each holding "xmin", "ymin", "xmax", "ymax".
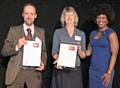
[{"xmin": 23, "ymin": 23, "xmax": 34, "ymax": 36}]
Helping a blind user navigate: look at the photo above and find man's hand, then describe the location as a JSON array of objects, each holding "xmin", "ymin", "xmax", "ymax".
[
  {"xmin": 36, "ymin": 62, "xmax": 45, "ymax": 71},
  {"xmin": 17, "ymin": 37, "xmax": 27, "ymax": 49}
]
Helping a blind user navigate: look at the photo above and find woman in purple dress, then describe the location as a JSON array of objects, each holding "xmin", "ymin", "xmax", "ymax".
[{"xmin": 86, "ymin": 4, "xmax": 119, "ymax": 88}]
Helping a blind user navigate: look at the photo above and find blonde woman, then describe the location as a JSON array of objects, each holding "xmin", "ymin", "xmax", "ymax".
[{"xmin": 51, "ymin": 6, "xmax": 86, "ymax": 88}]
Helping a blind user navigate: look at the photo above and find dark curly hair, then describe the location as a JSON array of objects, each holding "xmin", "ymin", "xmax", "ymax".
[{"xmin": 90, "ymin": 4, "xmax": 115, "ymax": 25}]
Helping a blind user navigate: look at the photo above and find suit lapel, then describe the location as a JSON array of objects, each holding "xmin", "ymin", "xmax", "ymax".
[
  {"xmin": 17, "ymin": 25, "xmax": 26, "ymax": 38},
  {"xmin": 34, "ymin": 26, "xmax": 40, "ymax": 39},
  {"xmin": 17, "ymin": 25, "xmax": 41, "ymax": 40}
]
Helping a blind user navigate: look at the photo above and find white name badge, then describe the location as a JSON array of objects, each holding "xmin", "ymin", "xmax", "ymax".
[{"xmin": 75, "ymin": 36, "xmax": 81, "ymax": 41}]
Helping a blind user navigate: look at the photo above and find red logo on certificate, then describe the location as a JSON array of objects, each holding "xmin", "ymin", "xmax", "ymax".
[
  {"xmin": 33, "ymin": 43, "xmax": 39, "ymax": 48},
  {"xmin": 69, "ymin": 46, "xmax": 75, "ymax": 51}
]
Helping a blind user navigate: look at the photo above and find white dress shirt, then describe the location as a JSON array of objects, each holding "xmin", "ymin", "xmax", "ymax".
[{"xmin": 23, "ymin": 23, "xmax": 35, "ymax": 36}]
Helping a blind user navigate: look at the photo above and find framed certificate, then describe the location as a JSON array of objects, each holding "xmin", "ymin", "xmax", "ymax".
[{"xmin": 57, "ymin": 43, "xmax": 77, "ymax": 68}]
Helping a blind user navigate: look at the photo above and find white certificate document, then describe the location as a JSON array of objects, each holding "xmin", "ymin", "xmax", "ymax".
[
  {"xmin": 23, "ymin": 37, "xmax": 42, "ymax": 67},
  {"xmin": 57, "ymin": 43, "xmax": 77, "ymax": 68}
]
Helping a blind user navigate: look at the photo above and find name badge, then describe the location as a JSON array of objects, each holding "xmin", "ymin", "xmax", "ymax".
[{"xmin": 75, "ymin": 36, "xmax": 81, "ymax": 41}]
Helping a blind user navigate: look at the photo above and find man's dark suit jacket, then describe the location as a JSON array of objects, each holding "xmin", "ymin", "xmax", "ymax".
[{"xmin": 1, "ymin": 24, "xmax": 47, "ymax": 85}]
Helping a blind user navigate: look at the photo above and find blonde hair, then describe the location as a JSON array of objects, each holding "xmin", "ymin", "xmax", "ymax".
[{"xmin": 60, "ymin": 6, "xmax": 79, "ymax": 26}]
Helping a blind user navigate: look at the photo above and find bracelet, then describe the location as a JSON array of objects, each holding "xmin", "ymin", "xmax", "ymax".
[{"xmin": 107, "ymin": 70, "xmax": 112, "ymax": 74}]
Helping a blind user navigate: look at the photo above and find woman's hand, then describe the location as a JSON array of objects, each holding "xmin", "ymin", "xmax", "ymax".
[
  {"xmin": 78, "ymin": 49, "xmax": 86, "ymax": 58},
  {"xmin": 77, "ymin": 43, "xmax": 86, "ymax": 58},
  {"xmin": 53, "ymin": 54, "xmax": 63, "ymax": 69},
  {"xmin": 101, "ymin": 72, "xmax": 112, "ymax": 87},
  {"xmin": 53, "ymin": 59, "xmax": 63, "ymax": 69},
  {"xmin": 86, "ymin": 44, "xmax": 92, "ymax": 56}
]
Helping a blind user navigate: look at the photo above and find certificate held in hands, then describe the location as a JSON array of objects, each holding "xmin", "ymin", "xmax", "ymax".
[
  {"xmin": 23, "ymin": 37, "xmax": 42, "ymax": 67},
  {"xmin": 57, "ymin": 43, "xmax": 77, "ymax": 68}
]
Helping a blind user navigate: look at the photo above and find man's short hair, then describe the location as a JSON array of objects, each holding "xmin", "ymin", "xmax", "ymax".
[{"xmin": 23, "ymin": 2, "xmax": 37, "ymax": 13}]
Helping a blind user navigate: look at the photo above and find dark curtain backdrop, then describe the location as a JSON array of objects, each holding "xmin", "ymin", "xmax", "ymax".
[{"xmin": 0, "ymin": 0, "xmax": 120, "ymax": 88}]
